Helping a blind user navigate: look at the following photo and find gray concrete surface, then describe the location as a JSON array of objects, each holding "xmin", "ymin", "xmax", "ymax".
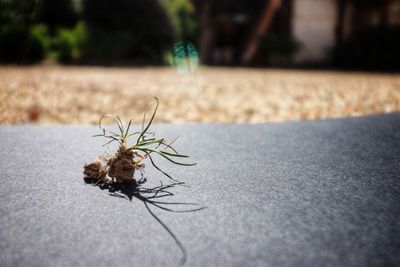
[{"xmin": 1, "ymin": 114, "xmax": 399, "ymax": 266}]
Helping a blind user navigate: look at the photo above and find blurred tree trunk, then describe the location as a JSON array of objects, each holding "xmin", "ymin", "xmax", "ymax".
[
  {"xmin": 335, "ymin": 0, "xmax": 346, "ymax": 65},
  {"xmin": 198, "ymin": 0, "xmax": 214, "ymax": 64},
  {"xmin": 241, "ymin": 0, "xmax": 281, "ymax": 64}
]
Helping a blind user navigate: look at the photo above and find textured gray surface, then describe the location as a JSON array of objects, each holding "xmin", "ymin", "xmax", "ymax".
[{"xmin": 1, "ymin": 114, "xmax": 400, "ymax": 267}]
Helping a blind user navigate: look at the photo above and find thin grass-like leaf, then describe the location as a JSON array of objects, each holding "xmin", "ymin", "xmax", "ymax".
[
  {"xmin": 128, "ymin": 131, "xmax": 142, "ymax": 137},
  {"xmin": 124, "ymin": 119, "xmax": 133, "ymax": 141},
  {"xmin": 162, "ymin": 136, "xmax": 180, "ymax": 152},
  {"xmin": 136, "ymin": 97, "xmax": 159, "ymax": 145},
  {"xmin": 145, "ymin": 153, "xmax": 179, "ymax": 182},
  {"xmin": 140, "ymin": 148, "xmax": 196, "ymax": 166},
  {"xmin": 116, "ymin": 115, "xmax": 124, "ymax": 137},
  {"xmin": 159, "ymin": 150, "xmax": 189, "ymax": 158},
  {"xmin": 137, "ymin": 138, "xmax": 164, "ymax": 147},
  {"xmin": 102, "ymin": 138, "xmax": 118, "ymax": 147},
  {"xmin": 160, "ymin": 143, "xmax": 178, "ymax": 153},
  {"xmin": 98, "ymin": 115, "xmax": 123, "ymax": 137}
]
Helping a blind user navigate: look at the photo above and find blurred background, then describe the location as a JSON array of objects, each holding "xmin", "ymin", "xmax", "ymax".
[{"xmin": 0, "ymin": 0, "xmax": 399, "ymax": 124}]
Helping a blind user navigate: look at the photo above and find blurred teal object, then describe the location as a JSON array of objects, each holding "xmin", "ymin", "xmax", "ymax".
[{"xmin": 170, "ymin": 41, "xmax": 198, "ymax": 74}]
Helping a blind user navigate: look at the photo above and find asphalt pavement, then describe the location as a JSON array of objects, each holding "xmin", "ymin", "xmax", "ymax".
[{"xmin": 1, "ymin": 113, "xmax": 399, "ymax": 266}]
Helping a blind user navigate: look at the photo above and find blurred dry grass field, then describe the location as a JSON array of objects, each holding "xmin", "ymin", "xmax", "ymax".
[{"xmin": 0, "ymin": 66, "xmax": 399, "ymax": 124}]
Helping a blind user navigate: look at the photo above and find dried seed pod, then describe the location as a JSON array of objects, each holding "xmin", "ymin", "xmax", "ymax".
[
  {"xmin": 107, "ymin": 147, "xmax": 136, "ymax": 183},
  {"xmin": 83, "ymin": 160, "xmax": 107, "ymax": 181}
]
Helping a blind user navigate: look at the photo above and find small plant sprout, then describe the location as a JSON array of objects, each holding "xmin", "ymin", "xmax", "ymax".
[
  {"xmin": 83, "ymin": 97, "xmax": 204, "ymax": 265},
  {"xmin": 83, "ymin": 97, "xmax": 196, "ymax": 185}
]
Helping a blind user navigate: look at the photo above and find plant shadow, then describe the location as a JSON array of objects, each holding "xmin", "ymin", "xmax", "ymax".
[{"xmin": 84, "ymin": 178, "xmax": 205, "ymax": 265}]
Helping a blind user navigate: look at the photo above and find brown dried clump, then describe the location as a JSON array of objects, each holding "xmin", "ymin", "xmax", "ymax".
[
  {"xmin": 83, "ymin": 147, "xmax": 145, "ymax": 184},
  {"xmin": 83, "ymin": 160, "xmax": 107, "ymax": 181},
  {"xmin": 107, "ymin": 147, "xmax": 138, "ymax": 183}
]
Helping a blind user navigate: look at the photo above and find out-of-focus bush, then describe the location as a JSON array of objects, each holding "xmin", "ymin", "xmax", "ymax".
[
  {"xmin": 167, "ymin": 0, "xmax": 199, "ymax": 42},
  {"xmin": 30, "ymin": 24, "xmax": 52, "ymax": 52},
  {"xmin": 0, "ymin": 0, "xmax": 79, "ymax": 63},
  {"xmin": 0, "ymin": 0, "xmax": 78, "ymax": 30},
  {"xmin": 259, "ymin": 34, "xmax": 300, "ymax": 56},
  {"xmin": 56, "ymin": 22, "xmax": 88, "ymax": 63},
  {"xmin": 338, "ymin": 27, "xmax": 400, "ymax": 70},
  {"xmin": 0, "ymin": 0, "xmax": 36, "ymax": 26},
  {"xmin": 256, "ymin": 34, "xmax": 301, "ymax": 65},
  {"xmin": 82, "ymin": 0, "xmax": 175, "ymax": 64},
  {"xmin": 0, "ymin": 0, "xmax": 43, "ymax": 63},
  {"xmin": 36, "ymin": 0, "xmax": 78, "ymax": 31},
  {"xmin": 0, "ymin": 0, "xmax": 200, "ymax": 64},
  {"xmin": 0, "ymin": 24, "xmax": 45, "ymax": 63}
]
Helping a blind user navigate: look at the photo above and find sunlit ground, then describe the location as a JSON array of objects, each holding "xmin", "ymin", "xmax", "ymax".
[{"xmin": 0, "ymin": 66, "xmax": 399, "ymax": 124}]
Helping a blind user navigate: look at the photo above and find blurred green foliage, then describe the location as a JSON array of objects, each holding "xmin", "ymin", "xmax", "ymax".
[
  {"xmin": 36, "ymin": 0, "xmax": 78, "ymax": 31},
  {"xmin": 0, "ymin": 23, "xmax": 45, "ymax": 63},
  {"xmin": 83, "ymin": 0, "xmax": 175, "ymax": 64},
  {"xmin": 0, "ymin": 0, "xmax": 199, "ymax": 64},
  {"xmin": 0, "ymin": 0, "xmax": 78, "ymax": 63},
  {"xmin": 56, "ymin": 22, "xmax": 88, "ymax": 63},
  {"xmin": 0, "ymin": 0, "xmax": 36, "ymax": 25},
  {"xmin": 30, "ymin": 24, "xmax": 51, "ymax": 51},
  {"xmin": 166, "ymin": 0, "xmax": 198, "ymax": 42},
  {"xmin": 0, "ymin": 0, "xmax": 42, "ymax": 63}
]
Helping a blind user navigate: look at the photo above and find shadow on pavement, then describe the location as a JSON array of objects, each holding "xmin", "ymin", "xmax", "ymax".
[{"xmin": 84, "ymin": 178, "xmax": 206, "ymax": 265}]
